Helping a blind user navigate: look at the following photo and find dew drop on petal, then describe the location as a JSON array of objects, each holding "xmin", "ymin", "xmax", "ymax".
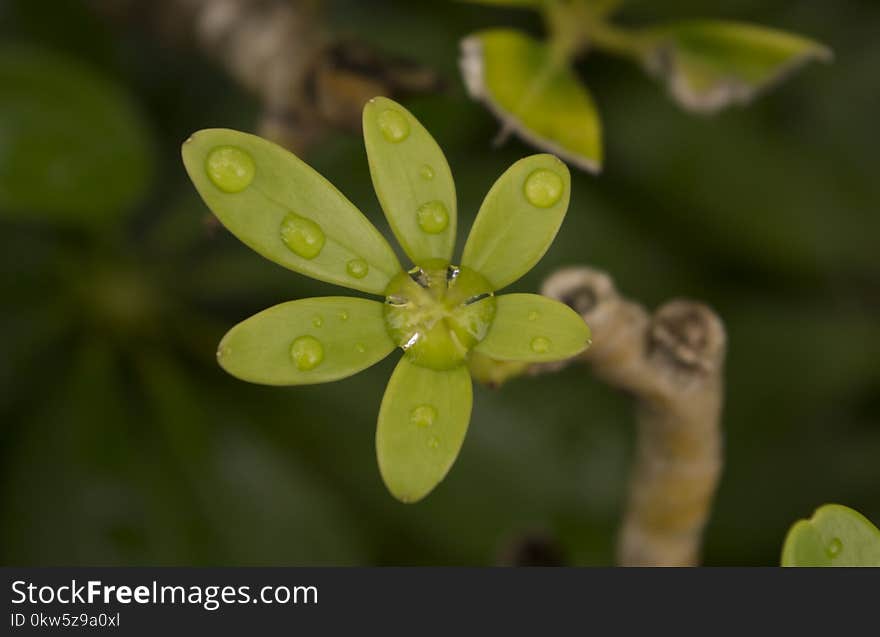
[
  {"xmin": 280, "ymin": 213, "xmax": 325, "ymax": 260},
  {"xmin": 826, "ymin": 537, "xmax": 843, "ymax": 558},
  {"xmin": 346, "ymin": 258, "xmax": 369, "ymax": 279},
  {"xmin": 524, "ymin": 169, "xmax": 563, "ymax": 208},
  {"xmin": 378, "ymin": 109, "xmax": 410, "ymax": 143},
  {"xmin": 338, "ymin": 310, "xmax": 349, "ymax": 321},
  {"xmin": 386, "ymin": 295, "xmax": 409, "ymax": 308},
  {"xmin": 416, "ymin": 200, "xmax": 449, "ymax": 234},
  {"xmin": 530, "ymin": 336, "xmax": 551, "ymax": 353},
  {"xmin": 427, "ymin": 435, "xmax": 440, "ymax": 449},
  {"xmin": 402, "ymin": 333, "xmax": 420, "ymax": 350},
  {"xmin": 206, "ymin": 146, "xmax": 255, "ymax": 193},
  {"xmin": 419, "ymin": 164, "xmax": 435, "ymax": 180},
  {"xmin": 410, "ymin": 404, "xmax": 437, "ymax": 428},
  {"xmin": 290, "ymin": 335, "xmax": 324, "ymax": 371}
]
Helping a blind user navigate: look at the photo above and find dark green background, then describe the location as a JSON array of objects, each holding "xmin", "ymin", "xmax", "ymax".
[{"xmin": 1, "ymin": 0, "xmax": 878, "ymax": 565}]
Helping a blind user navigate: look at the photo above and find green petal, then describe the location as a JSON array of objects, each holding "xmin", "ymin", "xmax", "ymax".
[
  {"xmin": 182, "ymin": 129, "xmax": 401, "ymax": 295},
  {"xmin": 641, "ymin": 21, "xmax": 832, "ymax": 114},
  {"xmin": 460, "ymin": 29, "xmax": 603, "ymax": 173},
  {"xmin": 217, "ymin": 297, "xmax": 396, "ymax": 385},
  {"xmin": 461, "ymin": 154, "xmax": 570, "ymax": 290},
  {"xmin": 474, "ymin": 293, "xmax": 590, "ymax": 362},
  {"xmin": 781, "ymin": 504, "xmax": 880, "ymax": 567},
  {"xmin": 363, "ymin": 97, "xmax": 457, "ymax": 265},
  {"xmin": 376, "ymin": 358, "xmax": 472, "ymax": 503}
]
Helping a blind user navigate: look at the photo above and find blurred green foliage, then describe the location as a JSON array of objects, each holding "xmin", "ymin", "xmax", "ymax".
[
  {"xmin": 460, "ymin": 0, "xmax": 829, "ymax": 171},
  {"xmin": 1, "ymin": 0, "xmax": 878, "ymax": 565},
  {"xmin": 0, "ymin": 44, "xmax": 152, "ymax": 224}
]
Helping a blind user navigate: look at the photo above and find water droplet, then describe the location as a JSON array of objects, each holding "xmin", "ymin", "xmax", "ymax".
[
  {"xmin": 403, "ymin": 333, "xmax": 420, "ymax": 350},
  {"xmin": 217, "ymin": 344, "xmax": 231, "ymax": 359},
  {"xmin": 419, "ymin": 164, "xmax": 435, "ymax": 180},
  {"xmin": 427, "ymin": 436, "xmax": 440, "ymax": 449},
  {"xmin": 524, "ymin": 169, "xmax": 563, "ymax": 208},
  {"xmin": 386, "ymin": 294, "xmax": 409, "ymax": 307},
  {"xmin": 410, "ymin": 404, "xmax": 437, "ymax": 428},
  {"xmin": 206, "ymin": 146, "xmax": 255, "ymax": 193},
  {"xmin": 528, "ymin": 310, "xmax": 539, "ymax": 321},
  {"xmin": 530, "ymin": 336, "xmax": 551, "ymax": 353},
  {"xmin": 378, "ymin": 109, "xmax": 410, "ymax": 143},
  {"xmin": 355, "ymin": 343, "xmax": 366, "ymax": 353},
  {"xmin": 346, "ymin": 258, "xmax": 369, "ymax": 279},
  {"xmin": 416, "ymin": 201, "xmax": 449, "ymax": 234},
  {"xmin": 338, "ymin": 310, "xmax": 349, "ymax": 321},
  {"xmin": 826, "ymin": 537, "xmax": 843, "ymax": 558},
  {"xmin": 290, "ymin": 335, "xmax": 324, "ymax": 371},
  {"xmin": 312, "ymin": 316, "xmax": 323, "ymax": 328},
  {"xmin": 280, "ymin": 213, "xmax": 325, "ymax": 260}
]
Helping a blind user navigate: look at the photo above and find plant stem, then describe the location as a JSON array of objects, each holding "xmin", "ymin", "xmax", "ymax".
[
  {"xmin": 544, "ymin": 0, "xmax": 649, "ymax": 63},
  {"xmin": 588, "ymin": 22, "xmax": 650, "ymax": 59},
  {"xmin": 585, "ymin": 0, "xmax": 627, "ymax": 20},
  {"xmin": 537, "ymin": 266, "xmax": 726, "ymax": 566}
]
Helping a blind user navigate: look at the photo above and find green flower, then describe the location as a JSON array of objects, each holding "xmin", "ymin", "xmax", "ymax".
[{"xmin": 182, "ymin": 97, "xmax": 591, "ymax": 502}]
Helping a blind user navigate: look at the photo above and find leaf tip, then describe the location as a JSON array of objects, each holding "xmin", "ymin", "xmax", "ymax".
[{"xmin": 814, "ymin": 42, "xmax": 834, "ymax": 63}]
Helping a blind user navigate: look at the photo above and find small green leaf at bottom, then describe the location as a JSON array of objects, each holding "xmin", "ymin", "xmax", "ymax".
[{"xmin": 781, "ymin": 504, "xmax": 880, "ymax": 567}]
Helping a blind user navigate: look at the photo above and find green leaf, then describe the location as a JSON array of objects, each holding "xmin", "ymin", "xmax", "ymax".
[
  {"xmin": 640, "ymin": 20, "xmax": 832, "ymax": 114},
  {"xmin": 461, "ymin": 154, "xmax": 570, "ymax": 290},
  {"xmin": 376, "ymin": 358, "xmax": 472, "ymax": 503},
  {"xmin": 782, "ymin": 504, "xmax": 880, "ymax": 567},
  {"xmin": 217, "ymin": 297, "xmax": 396, "ymax": 385},
  {"xmin": 182, "ymin": 129, "xmax": 401, "ymax": 295},
  {"xmin": 362, "ymin": 97, "xmax": 457, "ymax": 266},
  {"xmin": 460, "ymin": 29, "xmax": 603, "ymax": 173},
  {"xmin": 475, "ymin": 293, "xmax": 590, "ymax": 362},
  {"xmin": 0, "ymin": 44, "xmax": 152, "ymax": 224}
]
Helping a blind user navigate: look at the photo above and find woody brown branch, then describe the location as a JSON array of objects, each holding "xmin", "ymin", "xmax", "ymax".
[
  {"xmin": 93, "ymin": 0, "xmax": 442, "ymax": 152},
  {"xmin": 539, "ymin": 266, "xmax": 726, "ymax": 567}
]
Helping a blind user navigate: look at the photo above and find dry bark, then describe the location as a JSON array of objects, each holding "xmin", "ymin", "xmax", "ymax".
[
  {"xmin": 538, "ymin": 266, "xmax": 726, "ymax": 566},
  {"xmin": 94, "ymin": 0, "xmax": 442, "ymax": 152}
]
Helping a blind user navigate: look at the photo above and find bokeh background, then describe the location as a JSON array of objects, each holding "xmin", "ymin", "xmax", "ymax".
[{"xmin": 2, "ymin": 0, "xmax": 878, "ymax": 566}]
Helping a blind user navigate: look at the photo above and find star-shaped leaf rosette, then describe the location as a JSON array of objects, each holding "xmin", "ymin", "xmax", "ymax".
[{"xmin": 182, "ymin": 97, "xmax": 591, "ymax": 502}]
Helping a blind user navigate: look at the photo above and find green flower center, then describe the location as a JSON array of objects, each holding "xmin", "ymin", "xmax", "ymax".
[{"xmin": 384, "ymin": 259, "xmax": 496, "ymax": 370}]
